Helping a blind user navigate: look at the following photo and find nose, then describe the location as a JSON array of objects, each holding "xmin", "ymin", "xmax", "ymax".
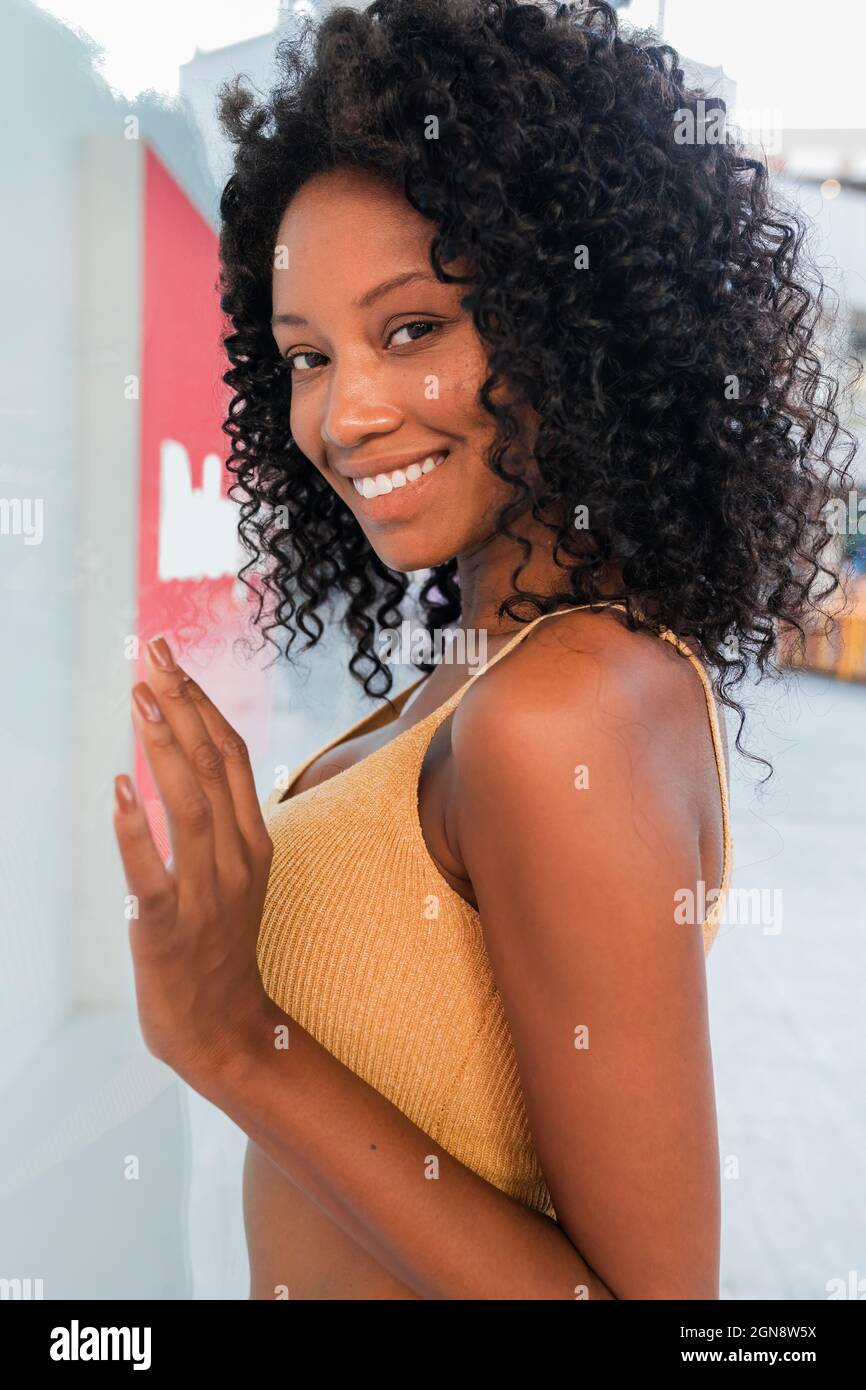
[{"xmin": 318, "ymin": 354, "xmax": 404, "ymax": 451}]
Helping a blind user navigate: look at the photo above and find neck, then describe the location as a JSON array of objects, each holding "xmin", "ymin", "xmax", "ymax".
[{"xmin": 454, "ymin": 511, "xmax": 624, "ymax": 634}]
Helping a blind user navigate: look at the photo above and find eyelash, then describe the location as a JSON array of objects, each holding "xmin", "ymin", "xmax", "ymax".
[{"xmin": 282, "ymin": 319, "xmax": 441, "ymax": 373}]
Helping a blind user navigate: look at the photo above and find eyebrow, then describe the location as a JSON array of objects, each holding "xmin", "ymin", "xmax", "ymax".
[{"xmin": 270, "ymin": 270, "xmax": 442, "ymax": 327}]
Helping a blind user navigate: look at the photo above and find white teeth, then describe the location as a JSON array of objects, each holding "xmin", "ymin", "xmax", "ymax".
[{"xmin": 351, "ymin": 452, "xmax": 447, "ymax": 498}]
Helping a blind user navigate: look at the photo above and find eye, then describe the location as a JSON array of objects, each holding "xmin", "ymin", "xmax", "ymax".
[
  {"xmin": 281, "ymin": 320, "xmax": 441, "ymax": 374},
  {"xmin": 283, "ymin": 348, "xmax": 327, "ymax": 373},
  {"xmin": 388, "ymin": 319, "xmax": 440, "ymax": 347}
]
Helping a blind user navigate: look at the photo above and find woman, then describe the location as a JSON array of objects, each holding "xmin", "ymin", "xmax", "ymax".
[{"xmin": 113, "ymin": 0, "xmax": 853, "ymax": 1299}]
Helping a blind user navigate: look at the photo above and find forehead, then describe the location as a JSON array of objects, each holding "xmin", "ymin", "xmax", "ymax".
[{"xmin": 274, "ymin": 167, "xmax": 433, "ymax": 271}]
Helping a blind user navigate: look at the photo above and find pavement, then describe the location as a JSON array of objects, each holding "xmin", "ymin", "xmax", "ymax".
[{"xmin": 712, "ymin": 665, "xmax": 865, "ymax": 1299}]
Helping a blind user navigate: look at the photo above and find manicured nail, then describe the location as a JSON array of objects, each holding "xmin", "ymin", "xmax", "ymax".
[
  {"xmin": 115, "ymin": 774, "xmax": 137, "ymax": 812},
  {"xmin": 133, "ymin": 683, "xmax": 163, "ymax": 721},
  {"xmin": 146, "ymin": 635, "xmax": 175, "ymax": 671}
]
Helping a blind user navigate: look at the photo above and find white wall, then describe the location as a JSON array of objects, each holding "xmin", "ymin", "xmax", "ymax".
[{"xmin": 0, "ymin": 0, "xmax": 224, "ymax": 1299}]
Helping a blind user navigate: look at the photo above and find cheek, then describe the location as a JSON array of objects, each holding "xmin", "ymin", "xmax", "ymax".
[
  {"xmin": 434, "ymin": 338, "xmax": 496, "ymax": 432},
  {"xmin": 288, "ymin": 395, "xmax": 318, "ymax": 459}
]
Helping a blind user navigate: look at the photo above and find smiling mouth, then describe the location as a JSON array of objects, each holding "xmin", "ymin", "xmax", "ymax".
[{"xmin": 350, "ymin": 451, "xmax": 449, "ymax": 499}]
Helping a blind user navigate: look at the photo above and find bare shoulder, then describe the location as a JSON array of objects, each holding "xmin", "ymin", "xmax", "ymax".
[
  {"xmin": 452, "ymin": 605, "xmax": 718, "ymax": 783},
  {"xmin": 448, "ymin": 603, "xmax": 729, "ymax": 907}
]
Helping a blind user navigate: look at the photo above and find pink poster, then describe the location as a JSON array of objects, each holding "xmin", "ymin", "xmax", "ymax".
[{"xmin": 135, "ymin": 146, "xmax": 273, "ymax": 859}]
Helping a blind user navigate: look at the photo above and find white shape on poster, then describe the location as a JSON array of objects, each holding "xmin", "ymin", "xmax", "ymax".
[{"xmin": 158, "ymin": 438, "xmax": 243, "ymax": 582}]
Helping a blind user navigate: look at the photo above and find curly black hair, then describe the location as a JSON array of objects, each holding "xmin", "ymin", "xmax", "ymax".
[{"xmin": 215, "ymin": 0, "xmax": 859, "ymax": 769}]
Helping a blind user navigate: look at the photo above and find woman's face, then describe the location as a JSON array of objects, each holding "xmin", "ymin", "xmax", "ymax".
[{"xmin": 270, "ymin": 166, "xmax": 531, "ymax": 573}]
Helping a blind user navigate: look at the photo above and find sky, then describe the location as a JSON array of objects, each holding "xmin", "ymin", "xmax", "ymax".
[{"xmin": 33, "ymin": 0, "xmax": 866, "ymax": 130}]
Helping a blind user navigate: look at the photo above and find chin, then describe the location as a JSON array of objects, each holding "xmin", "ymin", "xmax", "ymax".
[{"xmin": 362, "ymin": 528, "xmax": 465, "ymax": 574}]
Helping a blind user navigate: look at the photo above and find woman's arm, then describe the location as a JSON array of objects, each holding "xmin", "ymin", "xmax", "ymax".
[
  {"xmin": 209, "ymin": 999, "xmax": 615, "ymax": 1300},
  {"xmin": 449, "ymin": 613, "xmax": 722, "ymax": 1300}
]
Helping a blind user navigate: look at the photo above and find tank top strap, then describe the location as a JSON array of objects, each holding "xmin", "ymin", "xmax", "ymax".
[
  {"xmin": 463, "ymin": 599, "xmax": 631, "ymax": 687},
  {"xmin": 421, "ymin": 600, "xmax": 631, "ymax": 731},
  {"xmin": 652, "ymin": 628, "xmax": 733, "ymax": 906}
]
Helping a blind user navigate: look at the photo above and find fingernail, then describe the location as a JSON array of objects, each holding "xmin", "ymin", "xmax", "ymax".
[
  {"xmin": 133, "ymin": 683, "xmax": 163, "ymax": 721},
  {"xmin": 115, "ymin": 774, "xmax": 137, "ymax": 812},
  {"xmin": 147, "ymin": 635, "xmax": 175, "ymax": 671}
]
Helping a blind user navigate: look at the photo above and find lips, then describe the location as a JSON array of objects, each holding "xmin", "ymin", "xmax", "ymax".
[{"xmin": 349, "ymin": 451, "xmax": 449, "ymax": 499}]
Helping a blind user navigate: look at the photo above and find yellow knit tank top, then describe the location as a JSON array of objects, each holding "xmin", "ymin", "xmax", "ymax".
[{"xmin": 257, "ymin": 602, "xmax": 733, "ymax": 1222}]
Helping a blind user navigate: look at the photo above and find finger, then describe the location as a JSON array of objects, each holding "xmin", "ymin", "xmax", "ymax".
[
  {"xmin": 131, "ymin": 681, "xmax": 218, "ymax": 906},
  {"xmin": 172, "ymin": 663, "xmax": 272, "ymax": 859},
  {"xmin": 143, "ymin": 636, "xmax": 246, "ymax": 864},
  {"xmin": 112, "ymin": 774, "xmax": 176, "ymax": 921}
]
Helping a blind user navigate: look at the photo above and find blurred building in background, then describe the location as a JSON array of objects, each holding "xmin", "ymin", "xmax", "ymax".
[{"xmin": 768, "ymin": 137, "xmax": 866, "ymax": 679}]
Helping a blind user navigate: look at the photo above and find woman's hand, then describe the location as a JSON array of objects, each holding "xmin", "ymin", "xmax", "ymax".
[{"xmin": 112, "ymin": 635, "xmax": 275, "ymax": 1089}]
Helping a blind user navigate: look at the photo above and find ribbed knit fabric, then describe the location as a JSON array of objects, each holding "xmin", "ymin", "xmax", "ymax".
[{"xmin": 257, "ymin": 602, "xmax": 733, "ymax": 1222}]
